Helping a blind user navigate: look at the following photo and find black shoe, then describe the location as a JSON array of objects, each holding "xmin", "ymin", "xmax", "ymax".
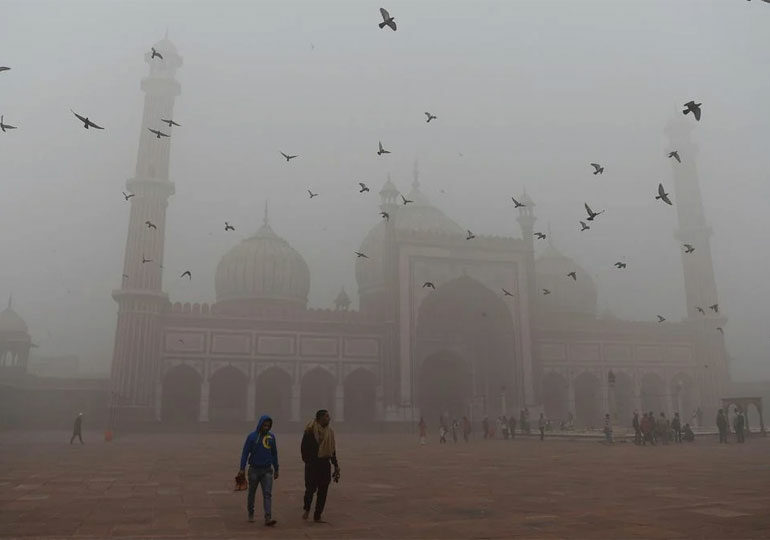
[
  {"xmin": 265, "ymin": 518, "xmax": 277, "ymax": 527},
  {"xmin": 248, "ymin": 514, "xmax": 254, "ymax": 523}
]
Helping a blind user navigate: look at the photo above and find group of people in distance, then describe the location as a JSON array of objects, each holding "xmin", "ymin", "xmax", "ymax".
[
  {"xmin": 631, "ymin": 411, "xmax": 694, "ymax": 445},
  {"xmin": 716, "ymin": 407, "xmax": 747, "ymax": 443}
]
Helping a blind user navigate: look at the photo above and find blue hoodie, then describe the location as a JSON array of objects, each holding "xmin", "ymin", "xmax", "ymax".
[{"xmin": 239, "ymin": 415, "xmax": 279, "ymax": 472}]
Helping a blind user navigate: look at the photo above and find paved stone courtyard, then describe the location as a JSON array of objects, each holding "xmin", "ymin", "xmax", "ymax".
[{"xmin": 1, "ymin": 429, "xmax": 769, "ymax": 538}]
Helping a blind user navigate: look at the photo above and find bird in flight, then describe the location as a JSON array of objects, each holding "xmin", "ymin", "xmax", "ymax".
[
  {"xmin": 380, "ymin": 211, "xmax": 390, "ymax": 221},
  {"xmin": 683, "ymin": 243, "xmax": 695, "ymax": 254},
  {"xmin": 584, "ymin": 202, "xmax": 604, "ymax": 221},
  {"xmin": 422, "ymin": 282, "xmax": 436, "ymax": 289},
  {"xmin": 359, "ymin": 182, "xmax": 370, "ymax": 193},
  {"xmin": 709, "ymin": 303, "xmax": 719, "ymax": 313},
  {"xmin": 71, "ymin": 110, "xmax": 104, "ymax": 130},
  {"xmin": 542, "ymin": 289, "xmax": 551, "ymax": 295},
  {"xmin": 424, "ymin": 112, "xmax": 437, "ymax": 123},
  {"xmin": 148, "ymin": 128, "xmax": 170, "ymax": 139},
  {"xmin": 151, "ymin": 47, "xmax": 163, "ymax": 60},
  {"xmin": 355, "ymin": 251, "xmax": 369, "ymax": 259},
  {"xmin": 379, "ymin": 7, "xmax": 397, "ymax": 31},
  {"xmin": 224, "ymin": 222, "xmax": 235, "ymax": 231},
  {"xmin": 161, "ymin": 118, "xmax": 181, "ymax": 127},
  {"xmin": 377, "ymin": 141, "xmax": 391, "ymax": 155},
  {"xmin": 696, "ymin": 306, "xmax": 705, "ymax": 314},
  {"xmin": 657, "ymin": 315, "xmax": 666, "ymax": 323},
  {"xmin": 0, "ymin": 66, "xmax": 10, "ymax": 73},
  {"xmin": 534, "ymin": 232, "xmax": 546, "ymax": 240},
  {"xmin": 122, "ymin": 192, "xmax": 134, "ymax": 201},
  {"xmin": 717, "ymin": 327, "xmax": 724, "ymax": 334},
  {"xmin": 567, "ymin": 271, "xmax": 577, "ymax": 281},
  {"xmin": 590, "ymin": 163, "xmax": 604, "ymax": 175},
  {"xmin": 466, "ymin": 230, "xmax": 476, "ymax": 240},
  {"xmin": 614, "ymin": 262, "xmax": 627, "ymax": 269},
  {"xmin": 307, "ymin": 190, "xmax": 318, "ymax": 199},
  {"xmin": 579, "ymin": 221, "xmax": 590, "ymax": 232},
  {"xmin": 511, "ymin": 196, "xmax": 526, "ymax": 208},
  {"xmin": 0, "ymin": 115, "xmax": 17, "ymax": 132},
  {"xmin": 122, "ymin": 274, "xmax": 129, "ymax": 280},
  {"xmin": 142, "ymin": 255, "xmax": 153, "ymax": 264},
  {"xmin": 683, "ymin": 100, "xmax": 702, "ymax": 121},
  {"xmin": 145, "ymin": 220, "xmax": 157, "ymax": 230},
  {"xmin": 180, "ymin": 271, "xmax": 192, "ymax": 280},
  {"xmin": 656, "ymin": 183, "xmax": 672, "ymax": 205},
  {"xmin": 502, "ymin": 288, "xmax": 514, "ymax": 297},
  {"xmin": 401, "ymin": 195, "xmax": 413, "ymax": 205},
  {"xmin": 668, "ymin": 150, "xmax": 681, "ymax": 163},
  {"xmin": 280, "ymin": 151, "xmax": 298, "ymax": 162}
]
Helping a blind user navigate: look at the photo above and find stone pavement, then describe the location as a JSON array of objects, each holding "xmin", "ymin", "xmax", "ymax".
[{"xmin": 1, "ymin": 429, "xmax": 769, "ymax": 538}]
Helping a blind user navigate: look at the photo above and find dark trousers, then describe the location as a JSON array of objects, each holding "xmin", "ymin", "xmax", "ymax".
[
  {"xmin": 304, "ymin": 460, "xmax": 331, "ymax": 519},
  {"xmin": 539, "ymin": 427, "xmax": 545, "ymax": 441},
  {"xmin": 718, "ymin": 428, "xmax": 727, "ymax": 443},
  {"xmin": 736, "ymin": 428, "xmax": 745, "ymax": 443},
  {"xmin": 70, "ymin": 431, "xmax": 83, "ymax": 444},
  {"xmin": 633, "ymin": 428, "xmax": 641, "ymax": 445}
]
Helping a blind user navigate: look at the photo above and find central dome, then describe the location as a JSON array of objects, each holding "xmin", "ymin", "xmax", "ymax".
[
  {"xmin": 215, "ymin": 208, "xmax": 310, "ymax": 313},
  {"xmin": 0, "ymin": 298, "xmax": 29, "ymax": 335}
]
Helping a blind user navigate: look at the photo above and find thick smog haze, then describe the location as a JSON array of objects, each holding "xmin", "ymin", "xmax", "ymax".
[{"xmin": 1, "ymin": 0, "xmax": 768, "ymax": 381}]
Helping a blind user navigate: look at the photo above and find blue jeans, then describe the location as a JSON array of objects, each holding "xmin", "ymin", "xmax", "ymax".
[{"xmin": 247, "ymin": 466, "xmax": 273, "ymax": 519}]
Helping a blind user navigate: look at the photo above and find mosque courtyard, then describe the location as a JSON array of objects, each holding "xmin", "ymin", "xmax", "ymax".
[{"xmin": 1, "ymin": 429, "xmax": 769, "ymax": 538}]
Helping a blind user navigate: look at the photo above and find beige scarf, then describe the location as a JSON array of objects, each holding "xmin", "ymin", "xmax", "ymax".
[{"xmin": 305, "ymin": 419, "xmax": 336, "ymax": 459}]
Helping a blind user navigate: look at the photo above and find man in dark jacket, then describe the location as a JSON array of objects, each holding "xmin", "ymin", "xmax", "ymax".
[
  {"xmin": 70, "ymin": 413, "xmax": 84, "ymax": 444},
  {"xmin": 301, "ymin": 409, "xmax": 340, "ymax": 523},
  {"xmin": 238, "ymin": 415, "xmax": 279, "ymax": 526},
  {"xmin": 716, "ymin": 408, "xmax": 728, "ymax": 443}
]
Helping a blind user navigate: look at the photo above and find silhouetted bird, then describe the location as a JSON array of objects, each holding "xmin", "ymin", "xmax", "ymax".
[
  {"xmin": 656, "ymin": 183, "xmax": 672, "ymax": 205},
  {"xmin": 71, "ymin": 110, "xmax": 104, "ymax": 130},
  {"xmin": 122, "ymin": 274, "xmax": 129, "ymax": 280},
  {"xmin": 181, "ymin": 271, "xmax": 192, "ymax": 280},
  {"xmin": 567, "ymin": 271, "xmax": 577, "ymax": 281},
  {"xmin": 145, "ymin": 221, "xmax": 157, "ymax": 230},
  {"xmin": 151, "ymin": 47, "xmax": 163, "ymax": 60},
  {"xmin": 280, "ymin": 151, "xmax": 298, "ymax": 162},
  {"xmin": 377, "ymin": 141, "xmax": 390, "ymax": 155},
  {"xmin": 142, "ymin": 256, "xmax": 152, "ymax": 264},
  {"xmin": 359, "ymin": 182, "xmax": 370, "ymax": 193},
  {"xmin": 502, "ymin": 288, "xmax": 514, "ymax": 297},
  {"xmin": 709, "ymin": 303, "xmax": 719, "ymax": 313},
  {"xmin": 683, "ymin": 100, "xmax": 701, "ymax": 121},
  {"xmin": 224, "ymin": 222, "xmax": 235, "ymax": 231},
  {"xmin": 122, "ymin": 192, "xmax": 134, "ymax": 201},
  {"xmin": 401, "ymin": 194, "xmax": 413, "ymax": 205},
  {"xmin": 542, "ymin": 289, "xmax": 551, "ymax": 295},
  {"xmin": 423, "ymin": 282, "xmax": 436, "ymax": 289},
  {"xmin": 355, "ymin": 251, "xmax": 369, "ymax": 259},
  {"xmin": 590, "ymin": 163, "xmax": 604, "ymax": 175},
  {"xmin": 579, "ymin": 221, "xmax": 590, "ymax": 231},
  {"xmin": 657, "ymin": 315, "xmax": 666, "ymax": 323},
  {"xmin": 0, "ymin": 67, "xmax": 10, "ymax": 73},
  {"xmin": 161, "ymin": 118, "xmax": 181, "ymax": 127},
  {"xmin": 683, "ymin": 243, "xmax": 695, "ymax": 253},
  {"xmin": 0, "ymin": 115, "xmax": 17, "ymax": 132},
  {"xmin": 379, "ymin": 7, "xmax": 397, "ymax": 31},
  {"xmin": 668, "ymin": 150, "xmax": 681, "ymax": 163},
  {"xmin": 511, "ymin": 196, "xmax": 526, "ymax": 208},
  {"xmin": 148, "ymin": 128, "xmax": 169, "ymax": 139},
  {"xmin": 466, "ymin": 230, "xmax": 476, "ymax": 240},
  {"xmin": 307, "ymin": 190, "xmax": 318, "ymax": 198},
  {"xmin": 614, "ymin": 262, "xmax": 627, "ymax": 269},
  {"xmin": 696, "ymin": 306, "xmax": 705, "ymax": 314},
  {"xmin": 424, "ymin": 112, "xmax": 437, "ymax": 123},
  {"xmin": 584, "ymin": 202, "xmax": 605, "ymax": 221},
  {"xmin": 717, "ymin": 327, "xmax": 724, "ymax": 334},
  {"xmin": 534, "ymin": 232, "xmax": 546, "ymax": 240},
  {"xmin": 380, "ymin": 211, "xmax": 390, "ymax": 221}
]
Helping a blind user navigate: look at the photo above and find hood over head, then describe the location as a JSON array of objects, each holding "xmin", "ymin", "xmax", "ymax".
[{"xmin": 256, "ymin": 414, "xmax": 273, "ymax": 433}]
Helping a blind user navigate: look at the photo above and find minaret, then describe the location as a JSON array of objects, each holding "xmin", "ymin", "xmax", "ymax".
[
  {"xmin": 110, "ymin": 37, "xmax": 182, "ymax": 423},
  {"xmin": 516, "ymin": 189, "xmax": 539, "ymax": 405}
]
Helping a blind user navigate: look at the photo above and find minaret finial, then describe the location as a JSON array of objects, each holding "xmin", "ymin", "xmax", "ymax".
[
  {"xmin": 412, "ymin": 160, "xmax": 420, "ymax": 189},
  {"xmin": 263, "ymin": 200, "xmax": 270, "ymax": 226}
]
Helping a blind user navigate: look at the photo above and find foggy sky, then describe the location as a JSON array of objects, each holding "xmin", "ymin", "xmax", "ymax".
[{"xmin": 1, "ymin": 1, "xmax": 768, "ymax": 380}]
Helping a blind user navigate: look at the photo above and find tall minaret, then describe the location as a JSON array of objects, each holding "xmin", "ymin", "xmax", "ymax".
[
  {"xmin": 110, "ymin": 36, "xmax": 182, "ymax": 423},
  {"xmin": 516, "ymin": 189, "xmax": 538, "ymax": 405}
]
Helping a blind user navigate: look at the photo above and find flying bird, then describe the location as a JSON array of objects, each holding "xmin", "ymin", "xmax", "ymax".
[
  {"xmin": 534, "ymin": 232, "xmax": 546, "ymax": 240},
  {"xmin": 280, "ymin": 151, "xmax": 298, "ymax": 162},
  {"xmin": 122, "ymin": 274, "xmax": 129, "ymax": 280},
  {"xmin": 145, "ymin": 221, "xmax": 157, "ymax": 230},
  {"xmin": 180, "ymin": 271, "xmax": 192, "ymax": 280},
  {"xmin": 142, "ymin": 255, "xmax": 153, "ymax": 264},
  {"xmin": 590, "ymin": 163, "xmax": 604, "ymax": 175},
  {"xmin": 422, "ymin": 282, "xmax": 436, "ymax": 289},
  {"xmin": 307, "ymin": 190, "xmax": 318, "ymax": 199},
  {"xmin": 683, "ymin": 100, "xmax": 702, "ymax": 121},
  {"xmin": 579, "ymin": 221, "xmax": 590, "ymax": 232},
  {"xmin": 424, "ymin": 112, "xmax": 437, "ymax": 123},
  {"xmin": 359, "ymin": 182, "xmax": 370, "ymax": 193},
  {"xmin": 379, "ymin": 7, "xmax": 397, "ymax": 31},
  {"xmin": 380, "ymin": 211, "xmax": 390, "ymax": 221},
  {"xmin": 502, "ymin": 288, "xmax": 514, "ymax": 297},
  {"xmin": 511, "ymin": 196, "xmax": 526, "ymax": 208},
  {"xmin": 683, "ymin": 243, "xmax": 695, "ymax": 253},
  {"xmin": 584, "ymin": 202, "xmax": 605, "ymax": 221},
  {"xmin": 657, "ymin": 315, "xmax": 666, "ymax": 323},
  {"xmin": 0, "ymin": 115, "xmax": 17, "ymax": 132},
  {"xmin": 71, "ymin": 110, "xmax": 104, "ymax": 130},
  {"xmin": 717, "ymin": 327, "xmax": 724, "ymax": 334},
  {"xmin": 668, "ymin": 150, "xmax": 681, "ymax": 163},
  {"xmin": 161, "ymin": 118, "xmax": 181, "ymax": 127},
  {"xmin": 377, "ymin": 141, "xmax": 391, "ymax": 155},
  {"xmin": 466, "ymin": 230, "xmax": 476, "ymax": 240},
  {"xmin": 151, "ymin": 47, "xmax": 163, "ymax": 60},
  {"xmin": 148, "ymin": 128, "xmax": 170, "ymax": 139},
  {"xmin": 542, "ymin": 289, "xmax": 551, "ymax": 295},
  {"xmin": 614, "ymin": 262, "xmax": 627, "ymax": 269},
  {"xmin": 0, "ymin": 67, "xmax": 10, "ymax": 73},
  {"xmin": 401, "ymin": 195, "xmax": 413, "ymax": 205},
  {"xmin": 355, "ymin": 251, "xmax": 369, "ymax": 259},
  {"xmin": 224, "ymin": 222, "xmax": 235, "ymax": 231},
  {"xmin": 567, "ymin": 271, "xmax": 577, "ymax": 281},
  {"xmin": 696, "ymin": 306, "xmax": 705, "ymax": 314},
  {"xmin": 709, "ymin": 303, "xmax": 719, "ymax": 313},
  {"xmin": 122, "ymin": 192, "xmax": 134, "ymax": 201},
  {"xmin": 656, "ymin": 183, "xmax": 672, "ymax": 205}
]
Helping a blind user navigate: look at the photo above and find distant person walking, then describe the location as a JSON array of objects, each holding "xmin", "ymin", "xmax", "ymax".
[
  {"xmin": 641, "ymin": 412, "xmax": 654, "ymax": 446},
  {"xmin": 603, "ymin": 413, "xmax": 613, "ymax": 444},
  {"xmin": 632, "ymin": 411, "xmax": 641, "ymax": 445},
  {"xmin": 538, "ymin": 413, "xmax": 547, "ymax": 441},
  {"xmin": 683, "ymin": 423, "xmax": 695, "ymax": 442},
  {"xmin": 461, "ymin": 416, "xmax": 471, "ymax": 443},
  {"xmin": 418, "ymin": 417, "xmax": 427, "ymax": 446},
  {"xmin": 238, "ymin": 414, "xmax": 279, "ymax": 526},
  {"xmin": 70, "ymin": 413, "xmax": 84, "ymax": 444},
  {"xmin": 671, "ymin": 413, "xmax": 682, "ymax": 443},
  {"xmin": 301, "ymin": 409, "xmax": 340, "ymax": 523},
  {"xmin": 716, "ymin": 408, "xmax": 728, "ymax": 443},
  {"xmin": 439, "ymin": 423, "xmax": 448, "ymax": 444},
  {"xmin": 451, "ymin": 419, "xmax": 459, "ymax": 443},
  {"xmin": 733, "ymin": 408, "xmax": 746, "ymax": 443}
]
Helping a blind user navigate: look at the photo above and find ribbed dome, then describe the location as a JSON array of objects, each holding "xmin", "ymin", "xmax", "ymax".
[
  {"xmin": 0, "ymin": 298, "xmax": 29, "ymax": 334},
  {"xmin": 215, "ymin": 211, "xmax": 310, "ymax": 310},
  {"xmin": 535, "ymin": 243, "xmax": 597, "ymax": 317}
]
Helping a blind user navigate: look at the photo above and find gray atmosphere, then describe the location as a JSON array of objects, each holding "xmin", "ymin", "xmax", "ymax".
[{"xmin": 1, "ymin": 0, "xmax": 768, "ymax": 381}]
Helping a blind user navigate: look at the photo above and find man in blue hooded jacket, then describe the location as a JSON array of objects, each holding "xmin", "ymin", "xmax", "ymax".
[{"xmin": 239, "ymin": 414, "xmax": 279, "ymax": 526}]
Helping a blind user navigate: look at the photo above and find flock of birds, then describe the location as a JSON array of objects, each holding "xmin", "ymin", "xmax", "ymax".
[{"xmin": 0, "ymin": 8, "xmax": 729, "ymax": 332}]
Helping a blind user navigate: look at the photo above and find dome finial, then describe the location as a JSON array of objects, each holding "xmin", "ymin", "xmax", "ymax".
[
  {"xmin": 412, "ymin": 159, "xmax": 420, "ymax": 190},
  {"xmin": 263, "ymin": 200, "xmax": 270, "ymax": 226}
]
